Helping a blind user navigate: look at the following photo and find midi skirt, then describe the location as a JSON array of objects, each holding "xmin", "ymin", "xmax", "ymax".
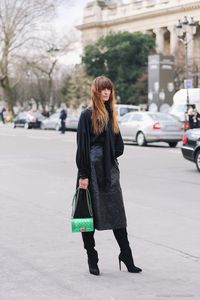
[{"xmin": 90, "ymin": 144, "xmax": 127, "ymax": 230}]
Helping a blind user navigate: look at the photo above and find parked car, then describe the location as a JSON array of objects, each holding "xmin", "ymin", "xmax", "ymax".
[
  {"xmin": 41, "ymin": 113, "xmax": 79, "ymax": 131},
  {"xmin": 65, "ymin": 115, "xmax": 79, "ymax": 131},
  {"xmin": 119, "ymin": 111, "xmax": 184, "ymax": 147},
  {"xmin": 40, "ymin": 112, "xmax": 61, "ymax": 130},
  {"xmin": 115, "ymin": 104, "xmax": 140, "ymax": 121},
  {"xmin": 13, "ymin": 111, "xmax": 45, "ymax": 129},
  {"xmin": 181, "ymin": 128, "xmax": 200, "ymax": 172}
]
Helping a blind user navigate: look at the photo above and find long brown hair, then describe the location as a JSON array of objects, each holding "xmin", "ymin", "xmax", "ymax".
[{"xmin": 90, "ymin": 76, "xmax": 119, "ymax": 135}]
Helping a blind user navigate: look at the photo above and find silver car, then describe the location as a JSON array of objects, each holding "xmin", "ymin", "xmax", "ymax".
[
  {"xmin": 65, "ymin": 115, "xmax": 79, "ymax": 131},
  {"xmin": 41, "ymin": 113, "xmax": 79, "ymax": 131},
  {"xmin": 119, "ymin": 112, "xmax": 184, "ymax": 147},
  {"xmin": 41, "ymin": 112, "xmax": 61, "ymax": 130}
]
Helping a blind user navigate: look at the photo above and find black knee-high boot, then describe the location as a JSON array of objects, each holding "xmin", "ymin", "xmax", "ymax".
[
  {"xmin": 81, "ymin": 231, "xmax": 100, "ymax": 276},
  {"xmin": 113, "ymin": 228, "xmax": 142, "ymax": 273}
]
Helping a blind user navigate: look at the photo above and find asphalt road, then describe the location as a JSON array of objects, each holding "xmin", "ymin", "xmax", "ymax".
[{"xmin": 0, "ymin": 125, "xmax": 200, "ymax": 300}]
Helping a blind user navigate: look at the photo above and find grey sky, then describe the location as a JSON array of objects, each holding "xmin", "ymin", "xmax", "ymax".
[
  {"xmin": 55, "ymin": 1, "xmax": 87, "ymax": 31},
  {"xmin": 53, "ymin": 1, "xmax": 87, "ymax": 65}
]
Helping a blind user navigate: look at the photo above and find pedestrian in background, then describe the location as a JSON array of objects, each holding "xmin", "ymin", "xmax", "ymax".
[
  {"xmin": 193, "ymin": 107, "xmax": 200, "ymax": 128},
  {"xmin": 76, "ymin": 75, "xmax": 142, "ymax": 276},
  {"xmin": 187, "ymin": 105, "xmax": 195, "ymax": 129},
  {"xmin": 59, "ymin": 107, "xmax": 67, "ymax": 134},
  {"xmin": 0, "ymin": 107, "xmax": 6, "ymax": 123}
]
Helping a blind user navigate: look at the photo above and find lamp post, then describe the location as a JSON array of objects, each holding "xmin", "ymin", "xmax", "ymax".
[{"xmin": 175, "ymin": 16, "xmax": 197, "ymax": 105}]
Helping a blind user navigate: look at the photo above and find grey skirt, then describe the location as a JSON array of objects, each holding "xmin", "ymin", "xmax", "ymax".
[{"xmin": 90, "ymin": 145, "xmax": 127, "ymax": 230}]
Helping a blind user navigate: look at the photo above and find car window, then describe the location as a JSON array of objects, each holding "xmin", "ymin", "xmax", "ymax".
[
  {"xmin": 31, "ymin": 112, "xmax": 42, "ymax": 117},
  {"xmin": 119, "ymin": 107, "xmax": 128, "ymax": 117},
  {"xmin": 120, "ymin": 113, "xmax": 132, "ymax": 122},
  {"xmin": 31, "ymin": 112, "xmax": 45, "ymax": 120},
  {"xmin": 148, "ymin": 113, "xmax": 176, "ymax": 121},
  {"xmin": 119, "ymin": 107, "xmax": 138, "ymax": 117},
  {"xmin": 50, "ymin": 113, "xmax": 59, "ymax": 119},
  {"xmin": 18, "ymin": 112, "xmax": 26, "ymax": 118},
  {"xmin": 130, "ymin": 113, "xmax": 143, "ymax": 121}
]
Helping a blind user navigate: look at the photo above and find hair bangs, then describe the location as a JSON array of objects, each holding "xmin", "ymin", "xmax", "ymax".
[{"xmin": 96, "ymin": 76, "xmax": 113, "ymax": 92}]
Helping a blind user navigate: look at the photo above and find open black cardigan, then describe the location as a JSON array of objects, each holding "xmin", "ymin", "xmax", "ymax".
[{"xmin": 76, "ymin": 107, "xmax": 124, "ymax": 187}]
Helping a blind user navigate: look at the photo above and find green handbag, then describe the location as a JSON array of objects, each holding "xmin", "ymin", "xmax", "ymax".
[{"xmin": 71, "ymin": 188, "xmax": 94, "ymax": 233}]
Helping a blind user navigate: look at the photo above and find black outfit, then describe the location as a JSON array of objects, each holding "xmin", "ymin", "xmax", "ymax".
[
  {"xmin": 76, "ymin": 106, "xmax": 126, "ymax": 230},
  {"xmin": 194, "ymin": 112, "xmax": 200, "ymax": 128},
  {"xmin": 60, "ymin": 109, "xmax": 67, "ymax": 134},
  {"xmin": 76, "ymin": 105, "xmax": 142, "ymax": 275},
  {"xmin": 188, "ymin": 115, "xmax": 194, "ymax": 129}
]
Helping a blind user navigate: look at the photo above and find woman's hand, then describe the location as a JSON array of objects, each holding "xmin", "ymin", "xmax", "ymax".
[{"xmin": 79, "ymin": 178, "xmax": 89, "ymax": 189}]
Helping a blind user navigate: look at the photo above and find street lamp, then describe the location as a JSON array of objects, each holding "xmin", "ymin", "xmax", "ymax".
[{"xmin": 175, "ymin": 16, "xmax": 197, "ymax": 105}]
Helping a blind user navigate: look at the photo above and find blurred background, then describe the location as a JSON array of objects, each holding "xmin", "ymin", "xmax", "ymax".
[{"xmin": 1, "ymin": 0, "xmax": 200, "ymax": 128}]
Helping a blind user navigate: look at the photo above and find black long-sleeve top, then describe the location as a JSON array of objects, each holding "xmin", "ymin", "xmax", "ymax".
[{"xmin": 76, "ymin": 107, "xmax": 124, "ymax": 186}]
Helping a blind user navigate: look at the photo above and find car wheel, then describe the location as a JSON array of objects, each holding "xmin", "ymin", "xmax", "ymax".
[
  {"xmin": 195, "ymin": 150, "xmax": 200, "ymax": 172},
  {"xmin": 136, "ymin": 132, "xmax": 146, "ymax": 146},
  {"xmin": 24, "ymin": 122, "xmax": 29, "ymax": 129},
  {"xmin": 55, "ymin": 124, "xmax": 60, "ymax": 131},
  {"xmin": 168, "ymin": 142, "xmax": 178, "ymax": 148}
]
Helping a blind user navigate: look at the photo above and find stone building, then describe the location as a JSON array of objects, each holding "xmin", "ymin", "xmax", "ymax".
[{"xmin": 78, "ymin": 0, "xmax": 200, "ymax": 84}]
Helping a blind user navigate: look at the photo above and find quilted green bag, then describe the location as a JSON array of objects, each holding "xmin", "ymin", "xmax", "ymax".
[{"xmin": 71, "ymin": 188, "xmax": 94, "ymax": 233}]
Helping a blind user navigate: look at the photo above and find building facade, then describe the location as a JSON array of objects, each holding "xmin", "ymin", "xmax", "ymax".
[{"xmin": 78, "ymin": 0, "xmax": 200, "ymax": 84}]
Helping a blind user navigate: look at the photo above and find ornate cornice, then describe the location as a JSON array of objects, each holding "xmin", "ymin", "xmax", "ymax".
[{"xmin": 77, "ymin": 2, "xmax": 200, "ymax": 31}]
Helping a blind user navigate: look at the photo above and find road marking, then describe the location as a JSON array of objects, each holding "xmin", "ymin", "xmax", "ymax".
[
  {"xmin": 168, "ymin": 149, "xmax": 181, "ymax": 154},
  {"xmin": 133, "ymin": 234, "xmax": 200, "ymax": 262}
]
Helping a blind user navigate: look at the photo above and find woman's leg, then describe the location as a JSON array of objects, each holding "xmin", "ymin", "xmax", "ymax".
[
  {"xmin": 81, "ymin": 231, "xmax": 100, "ymax": 275},
  {"xmin": 113, "ymin": 227, "xmax": 130, "ymax": 252},
  {"xmin": 113, "ymin": 227, "xmax": 142, "ymax": 273}
]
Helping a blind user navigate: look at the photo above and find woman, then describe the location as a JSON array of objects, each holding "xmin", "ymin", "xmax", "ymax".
[{"xmin": 76, "ymin": 75, "xmax": 142, "ymax": 276}]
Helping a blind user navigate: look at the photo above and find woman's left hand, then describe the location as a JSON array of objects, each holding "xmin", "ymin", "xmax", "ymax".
[{"xmin": 79, "ymin": 178, "xmax": 89, "ymax": 189}]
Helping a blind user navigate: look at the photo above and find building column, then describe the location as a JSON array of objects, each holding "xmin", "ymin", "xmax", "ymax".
[
  {"xmin": 187, "ymin": 32, "xmax": 194, "ymax": 70},
  {"xmin": 167, "ymin": 25, "xmax": 178, "ymax": 56},
  {"xmin": 153, "ymin": 28, "xmax": 166, "ymax": 54}
]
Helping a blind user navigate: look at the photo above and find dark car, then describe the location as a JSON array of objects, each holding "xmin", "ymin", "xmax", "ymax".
[
  {"xmin": 13, "ymin": 111, "xmax": 46, "ymax": 129},
  {"xmin": 181, "ymin": 128, "xmax": 200, "ymax": 172}
]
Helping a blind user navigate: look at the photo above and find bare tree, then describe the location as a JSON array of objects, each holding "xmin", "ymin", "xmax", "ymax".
[
  {"xmin": 21, "ymin": 31, "xmax": 77, "ymax": 108},
  {"xmin": 0, "ymin": 0, "xmax": 72, "ymax": 113},
  {"xmin": 62, "ymin": 65, "xmax": 91, "ymax": 109}
]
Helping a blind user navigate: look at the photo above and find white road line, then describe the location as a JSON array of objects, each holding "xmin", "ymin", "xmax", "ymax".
[{"xmin": 168, "ymin": 149, "xmax": 181, "ymax": 154}]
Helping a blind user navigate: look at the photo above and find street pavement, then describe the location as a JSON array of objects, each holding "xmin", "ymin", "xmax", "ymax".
[{"xmin": 0, "ymin": 125, "xmax": 200, "ymax": 300}]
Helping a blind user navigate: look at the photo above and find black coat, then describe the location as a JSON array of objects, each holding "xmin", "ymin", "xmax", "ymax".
[
  {"xmin": 75, "ymin": 108, "xmax": 127, "ymax": 230},
  {"xmin": 76, "ymin": 108, "xmax": 124, "ymax": 182}
]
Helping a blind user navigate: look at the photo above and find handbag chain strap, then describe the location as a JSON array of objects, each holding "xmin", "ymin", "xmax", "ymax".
[{"xmin": 71, "ymin": 188, "xmax": 93, "ymax": 218}]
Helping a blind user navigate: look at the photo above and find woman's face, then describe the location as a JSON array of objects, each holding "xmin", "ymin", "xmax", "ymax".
[{"xmin": 100, "ymin": 88, "xmax": 111, "ymax": 102}]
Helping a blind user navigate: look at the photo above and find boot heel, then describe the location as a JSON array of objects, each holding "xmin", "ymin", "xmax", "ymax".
[
  {"xmin": 119, "ymin": 252, "xmax": 142, "ymax": 273},
  {"xmin": 119, "ymin": 257, "xmax": 122, "ymax": 271}
]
